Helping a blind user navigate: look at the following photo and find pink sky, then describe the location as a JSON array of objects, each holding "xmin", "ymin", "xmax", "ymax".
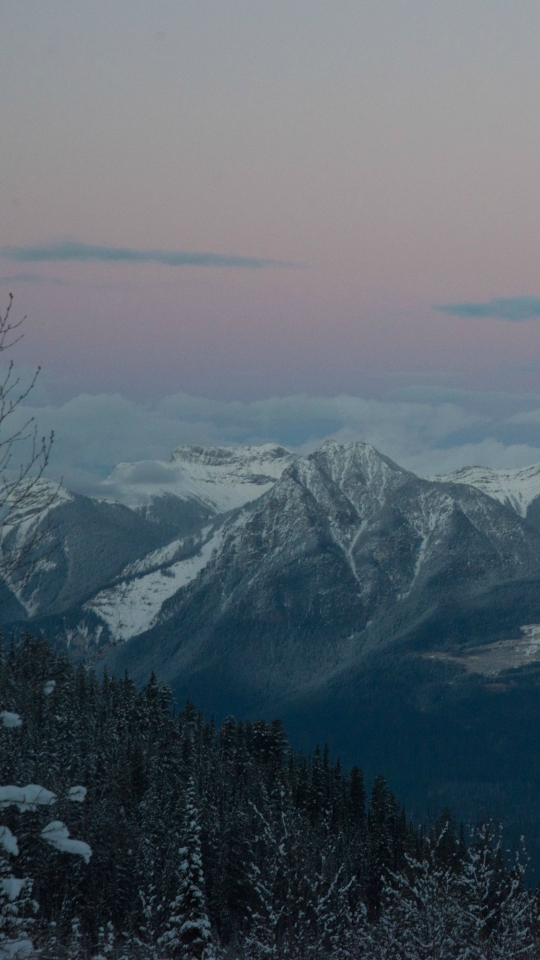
[{"xmin": 1, "ymin": 0, "xmax": 540, "ymax": 404}]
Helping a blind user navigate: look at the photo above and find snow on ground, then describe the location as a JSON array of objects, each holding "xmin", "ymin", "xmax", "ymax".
[
  {"xmin": 522, "ymin": 623, "xmax": 540, "ymax": 656},
  {"xmin": 434, "ymin": 463, "xmax": 540, "ymax": 517},
  {"xmin": 85, "ymin": 528, "xmax": 224, "ymax": 641},
  {"xmin": 425, "ymin": 624, "xmax": 540, "ymax": 677},
  {"xmin": 100, "ymin": 443, "xmax": 295, "ymax": 511},
  {"xmin": 0, "ymin": 479, "xmax": 72, "ymax": 617},
  {"xmin": 0, "ymin": 478, "xmax": 71, "ymax": 535}
]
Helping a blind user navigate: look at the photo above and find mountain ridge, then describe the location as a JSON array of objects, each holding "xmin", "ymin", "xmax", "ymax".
[{"xmin": 7, "ymin": 440, "xmax": 540, "ymax": 850}]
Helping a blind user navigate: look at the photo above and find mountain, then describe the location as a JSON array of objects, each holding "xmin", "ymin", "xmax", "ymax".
[
  {"xmin": 435, "ymin": 462, "xmax": 540, "ymax": 523},
  {"xmin": 0, "ymin": 444, "xmax": 296, "ymax": 652},
  {"xmin": 0, "ymin": 479, "xmax": 176, "ymax": 631},
  {"xmin": 101, "ymin": 442, "xmax": 295, "ymax": 512},
  {"xmin": 104, "ymin": 439, "xmax": 540, "ymax": 703},
  {"xmin": 94, "ymin": 440, "xmax": 540, "ymax": 851},
  {"xmin": 6, "ymin": 440, "xmax": 540, "ymax": 853}
]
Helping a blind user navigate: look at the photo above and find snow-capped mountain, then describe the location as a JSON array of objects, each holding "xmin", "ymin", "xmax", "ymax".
[
  {"xmin": 0, "ymin": 443, "xmax": 295, "ymax": 630},
  {"xmin": 99, "ymin": 439, "xmax": 540, "ymax": 713},
  {"xmin": 7, "ymin": 442, "xmax": 540, "ymax": 653},
  {"xmin": 101, "ymin": 443, "xmax": 295, "ymax": 512},
  {"xmin": 9, "ymin": 440, "xmax": 540, "ymax": 657},
  {"xmin": 0, "ymin": 485, "xmax": 175, "ymax": 623},
  {"xmin": 435, "ymin": 462, "xmax": 540, "ymax": 519},
  {"xmin": 6, "ymin": 440, "xmax": 540, "ymax": 855},
  {"xmin": 5, "ymin": 438, "xmax": 540, "ymax": 825}
]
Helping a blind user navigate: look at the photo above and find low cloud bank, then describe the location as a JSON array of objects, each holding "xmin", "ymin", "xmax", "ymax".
[
  {"xmin": 4, "ymin": 384, "xmax": 540, "ymax": 498},
  {"xmin": 434, "ymin": 296, "xmax": 540, "ymax": 322}
]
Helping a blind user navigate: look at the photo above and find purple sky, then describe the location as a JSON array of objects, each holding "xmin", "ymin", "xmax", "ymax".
[{"xmin": 1, "ymin": 1, "xmax": 540, "ymax": 486}]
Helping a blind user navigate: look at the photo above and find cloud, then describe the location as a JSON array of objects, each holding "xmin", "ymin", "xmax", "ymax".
[
  {"xmin": 506, "ymin": 408, "xmax": 540, "ymax": 425},
  {"xmin": 433, "ymin": 296, "xmax": 540, "ymax": 321},
  {"xmin": 0, "ymin": 241, "xmax": 299, "ymax": 270},
  {"xmin": 4, "ymin": 384, "xmax": 540, "ymax": 499},
  {"xmin": 0, "ymin": 273, "xmax": 64, "ymax": 285}
]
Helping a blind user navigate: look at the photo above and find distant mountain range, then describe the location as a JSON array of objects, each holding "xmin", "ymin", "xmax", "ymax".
[
  {"xmin": 434, "ymin": 461, "xmax": 540, "ymax": 521},
  {"xmin": 5, "ymin": 441, "xmax": 540, "ymax": 849}
]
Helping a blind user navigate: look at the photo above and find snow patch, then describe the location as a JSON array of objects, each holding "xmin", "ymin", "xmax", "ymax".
[
  {"xmin": 67, "ymin": 786, "xmax": 87, "ymax": 803},
  {"xmin": 0, "ymin": 877, "xmax": 26, "ymax": 902},
  {"xmin": 85, "ymin": 528, "xmax": 224, "ymax": 641},
  {"xmin": 0, "ymin": 711, "xmax": 22, "ymax": 728},
  {"xmin": 0, "ymin": 785, "xmax": 56, "ymax": 812},
  {"xmin": 435, "ymin": 462, "xmax": 540, "ymax": 517},
  {"xmin": 0, "ymin": 826, "xmax": 19, "ymax": 856},
  {"xmin": 120, "ymin": 536, "xmax": 191, "ymax": 579},
  {"xmin": 0, "ymin": 939, "xmax": 34, "ymax": 959},
  {"xmin": 41, "ymin": 821, "xmax": 92, "ymax": 863},
  {"xmin": 101, "ymin": 443, "xmax": 295, "ymax": 512}
]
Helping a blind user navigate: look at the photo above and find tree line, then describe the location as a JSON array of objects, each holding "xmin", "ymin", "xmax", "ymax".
[{"xmin": 1, "ymin": 634, "xmax": 539, "ymax": 959}]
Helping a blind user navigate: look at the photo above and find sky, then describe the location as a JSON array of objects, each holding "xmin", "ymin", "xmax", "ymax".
[{"xmin": 1, "ymin": 1, "xmax": 540, "ymax": 490}]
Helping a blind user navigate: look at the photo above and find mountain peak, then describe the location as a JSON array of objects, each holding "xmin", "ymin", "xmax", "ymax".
[
  {"xmin": 304, "ymin": 439, "xmax": 413, "ymax": 496},
  {"xmin": 435, "ymin": 461, "xmax": 540, "ymax": 517},
  {"xmin": 170, "ymin": 443, "xmax": 291, "ymax": 467},
  {"xmin": 103, "ymin": 443, "xmax": 295, "ymax": 512}
]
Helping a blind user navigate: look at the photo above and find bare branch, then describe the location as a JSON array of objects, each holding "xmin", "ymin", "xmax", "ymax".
[{"xmin": 0, "ymin": 298, "xmax": 60, "ymax": 596}]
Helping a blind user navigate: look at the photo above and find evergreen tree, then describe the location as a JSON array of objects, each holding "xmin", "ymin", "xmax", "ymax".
[
  {"xmin": 2, "ymin": 634, "xmax": 540, "ymax": 958},
  {"xmin": 366, "ymin": 775, "xmax": 394, "ymax": 921},
  {"xmin": 158, "ymin": 778, "xmax": 213, "ymax": 960}
]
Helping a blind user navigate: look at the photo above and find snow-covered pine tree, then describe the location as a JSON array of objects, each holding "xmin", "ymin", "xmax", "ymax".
[
  {"xmin": 158, "ymin": 777, "xmax": 214, "ymax": 960},
  {"xmin": 0, "ymin": 827, "xmax": 36, "ymax": 960}
]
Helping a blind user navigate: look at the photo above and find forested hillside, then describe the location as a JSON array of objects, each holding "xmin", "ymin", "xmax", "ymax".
[{"xmin": 1, "ymin": 635, "xmax": 539, "ymax": 959}]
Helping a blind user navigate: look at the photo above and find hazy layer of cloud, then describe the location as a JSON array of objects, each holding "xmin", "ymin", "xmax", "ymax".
[
  {"xmin": 4, "ymin": 383, "xmax": 540, "ymax": 499},
  {"xmin": 1, "ymin": 241, "xmax": 298, "ymax": 270},
  {"xmin": 434, "ymin": 296, "xmax": 540, "ymax": 321},
  {"xmin": 0, "ymin": 273, "xmax": 64, "ymax": 285}
]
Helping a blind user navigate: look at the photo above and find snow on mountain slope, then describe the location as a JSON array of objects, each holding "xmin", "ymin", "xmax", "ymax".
[
  {"xmin": 101, "ymin": 443, "xmax": 295, "ymax": 512},
  {"xmin": 103, "ymin": 440, "xmax": 540, "ymax": 714},
  {"xmin": 435, "ymin": 463, "xmax": 540, "ymax": 517},
  {"xmin": 84, "ymin": 528, "xmax": 224, "ymax": 641},
  {"xmin": 118, "ymin": 527, "xmax": 213, "ymax": 579},
  {"xmin": 0, "ymin": 479, "xmax": 72, "ymax": 614},
  {"xmin": 0, "ymin": 478, "xmax": 72, "ymax": 540}
]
